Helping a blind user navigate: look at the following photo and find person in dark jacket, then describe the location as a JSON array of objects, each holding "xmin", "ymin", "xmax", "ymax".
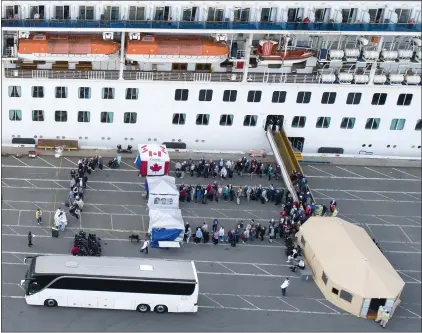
[{"xmin": 28, "ymin": 231, "xmax": 33, "ymax": 247}]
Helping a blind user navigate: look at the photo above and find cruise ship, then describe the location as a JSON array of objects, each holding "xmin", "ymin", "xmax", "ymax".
[{"xmin": 2, "ymin": 1, "xmax": 421, "ymax": 158}]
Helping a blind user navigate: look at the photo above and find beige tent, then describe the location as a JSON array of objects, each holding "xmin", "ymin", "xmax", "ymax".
[{"xmin": 296, "ymin": 216, "xmax": 405, "ymax": 318}]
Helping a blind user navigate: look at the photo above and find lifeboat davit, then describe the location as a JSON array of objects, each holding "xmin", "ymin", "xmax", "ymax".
[
  {"xmin": 256, "ymin": 40, "xmax": 316, "ymax": 65},
  {"xmin": 17, "ymin": 34, "xmax": 119, "ymax": 62},
  {"xmin": 126, "ymin": 35, "xmax": 229, "ymax": 63}
]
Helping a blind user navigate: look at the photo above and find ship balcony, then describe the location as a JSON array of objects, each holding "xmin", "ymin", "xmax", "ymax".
[{"xmin": 1, "ymin": 19, "xmax": 421, "ymax": 33}]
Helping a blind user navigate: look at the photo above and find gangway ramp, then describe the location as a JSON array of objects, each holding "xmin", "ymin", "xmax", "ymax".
[{"xmin": 266, "ymin": 128, "xmax": 314, "ymax": 203}]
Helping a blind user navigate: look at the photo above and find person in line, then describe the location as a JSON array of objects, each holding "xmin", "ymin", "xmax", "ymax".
[
  {"xmin": 71, "ymin": 245, "xmax": 79, "ymax": 256},
  {"xmin": 212, "ymin": 231, "xmax": 219, "ymax": 245},
  {"xmin": 218, "ymin": 226, "xmax": 225, "ymax": 242},
  {"xmin": 280, "ymin": 278, "xmax": 290, "ymax": 296},
  {"xmin": 35, "ymin": 209, "xmax": 42, "ymax": 225},
  {"xmin": 98, "ymin": 156, "xmax": 104, "ymax": 170},
  {"xmin": 379, "ymin": 310, "xmax": 390, "ymax": 329},
  {"xmin": 375, "ymin": 305, "xmax": 385, "ymax": 323},
  {"xmin": 28, "ymin": 231, "xmax": 33, "ymax": 247},
  {"xmin": 212, "ymin": 219, "xmax": 218, "ymax": 233},
  {"xmin": 140, "ymin": 239, "xmax": 149, "ymax": 254},
  {"xmin": 195, "ymin": 228, "xmax": 203, "ymax": 244}
]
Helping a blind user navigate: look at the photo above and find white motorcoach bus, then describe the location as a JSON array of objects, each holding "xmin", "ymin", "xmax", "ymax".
[{"xmin": 21, "ymin": 255, "xmax": 199, "ymax": 313}]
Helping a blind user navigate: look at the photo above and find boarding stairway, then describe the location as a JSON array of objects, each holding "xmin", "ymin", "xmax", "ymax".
[{"xmin": 266, "ymin": 129, "xmax": 314, "ymax": 203}]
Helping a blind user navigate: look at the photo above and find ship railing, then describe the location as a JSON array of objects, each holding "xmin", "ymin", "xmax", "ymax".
[
  {"xmin": 4, "ymin": 69, "xmax": 119, "ymax": 80},
  {"xmin": 246, "ymin": 72, "xmax": 320, "ymax": 84},
  {"xmin": 1, "ymin": 19, "xmax": 421, "ymax": 33},
  {"xmin": 2, "ymin": 46, "xmax": 17, "ymax": 58},
  {"xmin": 123, "ymin": 71, "xmax": 243, "ymax": 82}
]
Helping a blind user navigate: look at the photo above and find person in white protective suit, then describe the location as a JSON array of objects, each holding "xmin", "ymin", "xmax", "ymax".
[{"xmin": 54, "ymin": 208, "xmax": 68, "ymax": 232}]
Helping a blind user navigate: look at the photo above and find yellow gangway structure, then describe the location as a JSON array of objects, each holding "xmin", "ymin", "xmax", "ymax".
[{"xmin": 266, "ymin": 128, "xmax": 314, "ymax": 202}]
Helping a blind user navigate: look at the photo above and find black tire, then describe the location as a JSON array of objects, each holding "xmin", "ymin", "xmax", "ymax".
[
  {"xmin": 44, "ymin": 299, "xmax": 57, "ymax": 307},
  {"xmin": 136, "ymin": 304, "xmax": 150, "ymax": 313},
  {"xmin": 154, "ymin": 305, "xmax": 168, "ymax": 313}
]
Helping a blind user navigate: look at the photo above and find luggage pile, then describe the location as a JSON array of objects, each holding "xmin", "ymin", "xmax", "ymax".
[{"xmin": 73, "ymin": 231, "xmax": 102, "ymax": 256}]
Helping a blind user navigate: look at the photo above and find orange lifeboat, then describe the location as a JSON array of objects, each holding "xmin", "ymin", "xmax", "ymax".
[
  {"xmin": 126, "ymin": 35, "xmax": 229, "ymax": 63},
  {"xmin": 17, "ymin": 34, "xmax": 119, "ymax": 61},
  {"xmin": 257, "ymin": 40, "xmax": 316, "ymax": 65}
]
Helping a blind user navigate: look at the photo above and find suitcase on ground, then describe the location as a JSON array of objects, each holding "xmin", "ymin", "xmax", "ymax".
[
  {"xmin": 52, "ymin": 227, "xmax": 59, "ymax": 238},
  {"xmin": 260, "ymin": 196, "xmax": 265, "ymax": 204},
  {"xmin": 65, "ymin": 200, "xmax": 69, "ymax": 207}
]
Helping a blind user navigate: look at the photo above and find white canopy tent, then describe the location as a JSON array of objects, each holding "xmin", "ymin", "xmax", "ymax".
[
  {"xmin": 146, "ymin": 176, "xmax": 179, "ymax": 210},
  {"xmin": 148, "ymin": 209, "xmax": 185, "ymax": 248}
]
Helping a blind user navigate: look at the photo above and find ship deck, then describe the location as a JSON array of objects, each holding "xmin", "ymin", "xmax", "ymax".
[{"xmin": 1, "ymin": 155, "xmax": 421, "ymax": 332}]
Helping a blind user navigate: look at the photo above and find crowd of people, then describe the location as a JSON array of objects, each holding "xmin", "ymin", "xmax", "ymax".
[{"xmin": 175, "ymin": 157, "xmax": 281, "ymax": 181}]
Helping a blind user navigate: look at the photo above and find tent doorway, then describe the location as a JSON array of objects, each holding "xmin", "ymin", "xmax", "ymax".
[{"xmin": 367, "ymin": 298, "xmax": 386, "ymax": 318}]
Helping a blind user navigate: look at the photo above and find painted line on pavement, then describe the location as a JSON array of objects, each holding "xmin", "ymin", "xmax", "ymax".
[
  {"xmin": 2, "ymin": 164, "xmax": 420, "ymax": 181},
  {"xmin": 306, "ymin": 165, "xmax": 335, "ymax": 177},
  {"xmin": 335, "ymin": 166, "xmax": 365, "ymax": 178},
  {"xmin": 392, "ymin": 168, "xmax": 421, "ymax": 179},
  {"xmin": 363, "ymin": 167, "xmax": 395, "ymax": 179}
]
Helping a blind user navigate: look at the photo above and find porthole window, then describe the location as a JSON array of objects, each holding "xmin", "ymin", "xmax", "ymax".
[
  {"xmin": 56, "ymin": 136, "xmax": 60, "ymax": 139},
  {"xmin": 387, "ymin": 145, "xmax": 390, "ymax": 148},
  {"xmin": 393, "ymin": 145, "xmax": 397, "ymax": 148},
  {"xmin": 362, "ymin": 144, "xmax": 366, "ymax": 147},
  {"xmin": 62, "ymin": 136, "xmax": 65, "ymax": 139},
  {"xmin": 130, "ymin": 138, "xmax": 134, "ymax": 141},
  {"xmin": 34, "ymin": 135, "xmax": 37, "ymax": 138},
  {"xmin": 368, "ymin": 144, "xmax": 372, "ymax": 147}
]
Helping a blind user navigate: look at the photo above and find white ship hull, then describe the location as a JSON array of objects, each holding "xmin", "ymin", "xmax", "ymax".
[{"xmin": 2, "ymin": 77, "xmax": 421, "ymax": 158}]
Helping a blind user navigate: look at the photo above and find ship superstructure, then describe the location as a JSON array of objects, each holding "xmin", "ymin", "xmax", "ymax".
[{"xmin": 2, "ymin": 1, "xmax": 421, "ymax": 157}]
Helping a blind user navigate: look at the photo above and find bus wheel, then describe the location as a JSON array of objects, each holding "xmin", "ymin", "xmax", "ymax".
[
  {"xmin": 154, "ymin": 305, "xmax": 168, "ymax": 313},
  {"xmin": 44, "ymin": 299, "xmax": 57, "ymax": 307},
  {"xmin": 136, "ymin": 304, "xmax": 150, "ymax": 313}
]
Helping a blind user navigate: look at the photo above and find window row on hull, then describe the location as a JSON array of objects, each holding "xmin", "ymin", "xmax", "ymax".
[
  {"xmin": 8, "ymin": 109, "xmax": 422, "ymax": 132},
  {"xmin": 8, "ymin": 86, "xmax": 415, "ymax": 107}
]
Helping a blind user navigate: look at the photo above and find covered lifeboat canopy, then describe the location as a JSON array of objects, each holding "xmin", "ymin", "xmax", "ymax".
[
  {"xmin": 126, "ymin": 34, "xmax": 229, "ymax": 63},
  {"xmin": 17, "ymin": 34, "xmax": 119, "ymax": 60}
]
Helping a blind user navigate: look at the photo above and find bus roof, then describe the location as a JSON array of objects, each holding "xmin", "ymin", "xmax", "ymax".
[{"xmin": 33, "ymin": 256, "xmax": 197, "ymax": 282}]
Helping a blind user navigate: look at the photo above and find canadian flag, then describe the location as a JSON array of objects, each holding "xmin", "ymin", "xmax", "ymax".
[{"xmin": 148, "ymin": 161, "xmax": 165, "ymax": 175}]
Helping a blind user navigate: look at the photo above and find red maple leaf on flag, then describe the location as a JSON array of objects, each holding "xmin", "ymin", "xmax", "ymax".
[{"xmin": 150, "ymin": 163, "xmax": 162, "ymax": 173}]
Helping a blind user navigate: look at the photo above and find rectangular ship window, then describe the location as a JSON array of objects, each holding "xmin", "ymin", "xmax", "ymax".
[
  {"xmin": 296, "ymin": 91, "xmax": 311, "ymax": 104},
  {"xmin": 316, "ymin": 117, "xmax": 331, "ymax": 128},
  {"xmin": 346, "ymin": 93, "xmax": 361, "ymax": 105},
  {"xmin": 55, "ymin": 111, "xmax": 67, "ymax": 122},
  {"xmin": 223, "ymin": 90, "xmax": 237, "ymax": 102},
  {"xmin": 247, "ymin": 90, "xmax": 262, "ymax": 103},
  {"xmin": 78, "ymin": 111, "xmax": 91, "ymax": 123},
  {"xmin": 243, "ymin": 115, "xmax": 257, "ymax": 127},
  {"xmin": 101, "ymin": 112, "xmax": 114, "ymax": 123},
  {"xmin": 172, "ymin": 113, "xmax": 186, "ymax": 125},
  {"xmin": 32, "ymin": 110, "xmax": 44, "ymax": 122},
  {"xmin": 371, "ymin": 93, "xmax": 387, "ymax": 105},
  {"xmin": 390, "ymin": 118, "xmax": 406, "ymax": 131},
  {"xmin": 102, "ymin": 88, "xmax": 114, "ymax": 99},
  {"xmin": 397, "ymin": 94, "xmax": 412, "ymax": 106},
  {"xmin": 9, "ymin": 109, "xmax": 22, "ymax": 121},
  {"xmin": 365, "ymin": 118, "xmax": 380, "ymax": 130},
  {"xmin": 199, "ymin": 90, "xmax": 213, "ymax": 102},
  {"xmin": 8, "ymin": 86, "xmax": 21, "ymax": 97},
  {"xmin": 340, "ymin": 117, "xmax": 356, "ymax": 129},
  {"xmin": 123, "ymin": 112, "xmax": 137, "ymax": 124},
  {"xmin": 292, "ymin": 116, "xmax": 306, "ymax": 128},
  {"xmin": 175, "ymin": 89, "xmax": 189, "ymax": 101},
  {"xmin": 126, "ymin": 88, "xmax": 138, "ymax": 100},
  {"xmin": 79, "ymin": 87, "xmax": 91, "ymax": 99},
  {"xmin": 32, "ymin": 86, "xmax": 44, "ymax": 98},
  {"xmin": 321, "ymin": 92, "xmax": 336, "ymax": 104},
  {"xmin": 272, "ymin": 91, "xmax": 286, "ymax": 103},
  {"xmin": 196, "ymin": 114, "xmax": 210, "ymax": 125},
  {"xmin": 220, "ymin": 114, "xmax": 233, "ymax": 126},
  {"xmin": 55, "ymin": 87, "xmax": 67, "ymax": 99}
]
